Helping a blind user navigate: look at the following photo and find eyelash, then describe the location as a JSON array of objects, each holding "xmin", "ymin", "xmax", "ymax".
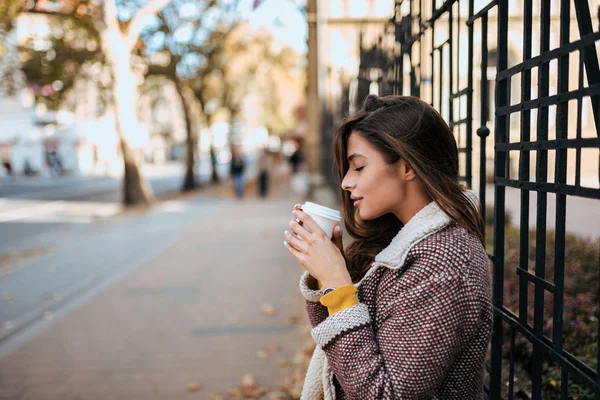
[{"xmin": 354, "ymin": 167, "xmax": 364, "ymax": 172}]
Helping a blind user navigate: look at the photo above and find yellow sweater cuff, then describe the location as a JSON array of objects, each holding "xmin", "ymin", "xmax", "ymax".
[{"xmin": 319, "ymin": 284, "xmax": 359, "ymax": 316}]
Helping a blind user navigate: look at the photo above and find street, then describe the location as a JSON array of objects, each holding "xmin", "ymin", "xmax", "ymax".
[{"xmin": 0, "ymin": 163, "xmax": 307, "ymax": 399}]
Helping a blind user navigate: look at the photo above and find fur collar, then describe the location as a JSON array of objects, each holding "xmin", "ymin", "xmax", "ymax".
[{"xmin": 357, "ymin": 200, "xmax": 453, "ymax": 283}]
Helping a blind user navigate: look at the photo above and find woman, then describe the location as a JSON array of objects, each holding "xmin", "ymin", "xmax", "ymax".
[{"xmin": 283, "ymin": 95, "xmax": 493, "ymax": 399}]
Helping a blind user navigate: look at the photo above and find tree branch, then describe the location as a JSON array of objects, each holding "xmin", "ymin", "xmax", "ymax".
[
  {"xmin": 126, "ymin": 0, "xmax": 172, "ymax": 49},
  {"xmin": 102, "ymin": 0, "xmax": 120, "ymax": 35}
]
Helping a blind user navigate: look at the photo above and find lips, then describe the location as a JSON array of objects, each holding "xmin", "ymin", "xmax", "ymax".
[{"xmin": 351, "ymin": 197, "xmax": 363, "ymax": 207}]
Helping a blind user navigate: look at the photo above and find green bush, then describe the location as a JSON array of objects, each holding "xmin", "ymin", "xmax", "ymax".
[{"xmin": 484, "ymin": 206, "xmax": 599, "ymax": 399}]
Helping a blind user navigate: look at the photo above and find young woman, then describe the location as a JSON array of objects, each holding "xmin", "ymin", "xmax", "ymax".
[{"xmin": 283, "ymin": 95, "xmax": 493, "ymax": 399}]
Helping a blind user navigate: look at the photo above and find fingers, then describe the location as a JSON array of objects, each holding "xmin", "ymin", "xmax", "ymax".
[
  {"xmin": 331, "ymin": 225, "xmax": 343, "ymax": 251},
  {"xmin": 292, "ymin": 209, "xmax": 322, "ymax": 236},
  {"xmin": 284, "ymin": 229, "xmax": 307, "ymax": 252},
  {"xmin": 289, "ymin": 219, "xmax": 309, "ymax": 241},
  {"xmin": 284, "ymin": 239, "xmax": 305, "ymax": 261}
]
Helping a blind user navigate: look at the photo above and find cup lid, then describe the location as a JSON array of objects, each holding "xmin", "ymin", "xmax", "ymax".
[{"xmin": 302, "ymin": 202, "xmax": 341, "ymax": 221}]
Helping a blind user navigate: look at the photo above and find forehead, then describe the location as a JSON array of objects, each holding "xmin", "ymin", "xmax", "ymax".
[{"xmin": 347, "ymin": 131, "xmax": 376, "ymax": 156}]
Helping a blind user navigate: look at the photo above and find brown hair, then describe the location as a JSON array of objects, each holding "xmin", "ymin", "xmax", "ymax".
[{"xmin": 333, "ymin": 95, "xmax": 484, "ymax": 282}]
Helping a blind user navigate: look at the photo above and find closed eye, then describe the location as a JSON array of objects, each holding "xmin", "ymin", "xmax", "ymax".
[{"xmin": 354, "ymin": 167, "xmax": 364, "ymax": 172}]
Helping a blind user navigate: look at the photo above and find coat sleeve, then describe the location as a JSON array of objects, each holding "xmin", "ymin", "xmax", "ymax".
[
  {"xmin": 311, "ymin": 268, "xmax": 480, "ymax": 399},
  {"xmin": 299, "ymin": 271, "xmax": 329, "ymax": 328}
]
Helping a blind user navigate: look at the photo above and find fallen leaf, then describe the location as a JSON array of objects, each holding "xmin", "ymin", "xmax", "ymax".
[
  {"xmin": 240, "ymin": 375, "xmax": 255, "ymax": 387},
  {"xmin": 264, "ymin": 344, "xmax": 281, "ymax": 354},
  {"xmin": 277, "ymin": 358, "xmax": 293, "ymax": 367},
  {"xmin": 238, "ymin": 375, "xmax": 269, "ymax": 398},
  {"xmin": 186, "ymin": 383, "xmax": 201, "ymax": 392},
  {"xmin": 208, "ymin": 393, "xmax": 227, "ymax": 400},
  {"xmin": 2, "ymin": 292, "xmax": 13, "ymax": 302},
  {"xmin": 256, "ymin": 350, "xmax": 269, "ymax": 359},
  {"xmin": 287, "ymin": 315, "xmax": 300, "ymax": 325},
  {"xmin": 261, "ymin": 304, "xmax": 277, "ymax": 317},
  {"xmin": 267, "ymin": 391, "xmax": 289, "ymax": 400}
]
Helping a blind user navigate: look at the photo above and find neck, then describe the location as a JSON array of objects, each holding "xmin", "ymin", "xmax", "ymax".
[{"xmin": 393, "ymin": 184, "xmax": 432, "ymax": 225}]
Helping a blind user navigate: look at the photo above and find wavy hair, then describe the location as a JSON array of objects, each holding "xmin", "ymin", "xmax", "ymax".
[{"xmin": 334, "ymin": 95, "xmax": 484, "ymax": 282}]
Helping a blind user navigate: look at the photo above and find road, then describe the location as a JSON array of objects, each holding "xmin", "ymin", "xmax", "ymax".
[
  {"xmin": 0, "ymin": 163, "xmax": 306, "ymax": 399},
  {"xmin": 0, "ymin": 162, "xmax": 237, "ymax": 255}
]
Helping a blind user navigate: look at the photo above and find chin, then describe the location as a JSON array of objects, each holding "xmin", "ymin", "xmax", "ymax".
[
  {"xmin": 358, "ymin": 208, "xmax": 375, "ymax": 221},
  {"xmin": 359, "ymin": 207, "xmax": 386, "ymax": 221}
]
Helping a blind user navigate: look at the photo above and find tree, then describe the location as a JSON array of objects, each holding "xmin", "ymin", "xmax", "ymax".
[
  {"xmin": 190, "ymin": 25, "xmax": 238, "ymax": 183},
  {"xmin": 211, "ymin": 25, "xmax": 304, "ymax": 142},
  {"xmin": 0, "ymin": 28, "xmax": 24, "ymax": 97},
  {"xmin": 19, "ymin": 15, "xmax": 103, "ymax": 110},
  {"xmin": 4, "ymin": 0, "xmax": 175, "ymax": 205},
  {"xmin": 141, "ymin": 0, "xmax": 240, "ymax": 189}
]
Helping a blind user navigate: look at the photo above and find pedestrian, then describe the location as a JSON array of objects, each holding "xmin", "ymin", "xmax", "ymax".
[
  {"xmin": 289, "ymin": 141, "xmax": 303, "ymax": 174},
  {"xmin": 2, "ymin": 149, "xmax": 14, "ymax": 182},
  {"xmin": 283, "ymin": 95, "xmax": 492, "ymax": 399},
  {"xmin": 257, "ymin": 146, "xmax": 270, "ymax": 197},
  {"xmin": 230, "ymin": 146, "xmax": 245, "ymax": 198}
]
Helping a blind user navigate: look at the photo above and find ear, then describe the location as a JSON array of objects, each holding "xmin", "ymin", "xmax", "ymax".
[{"xmin": 398, "ymin": 159, "xmax": 418, "ymax": 181}]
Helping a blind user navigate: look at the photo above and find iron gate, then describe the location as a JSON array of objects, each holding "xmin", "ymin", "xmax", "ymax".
[{"xmin": 333, "ymin": 0, "xmax": 600, "ymax": 398}]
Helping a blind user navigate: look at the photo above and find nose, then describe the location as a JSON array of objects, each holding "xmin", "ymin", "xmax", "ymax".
[{"xmin": 341, "ymin": 174, "xmax": 354, "ymax": 191}]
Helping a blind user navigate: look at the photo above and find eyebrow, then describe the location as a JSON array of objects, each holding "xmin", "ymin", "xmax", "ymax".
[{"xmin": 348, "ymin": 153, "xmax": 366, "ymax": 162}]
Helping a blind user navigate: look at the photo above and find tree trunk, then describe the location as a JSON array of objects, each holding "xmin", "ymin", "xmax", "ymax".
[
  {"xmin": 176, "ymin": 78, "xmax": 196, "ymax": 191},
  {"xmin": 104, "ymin": 31, "xmax": 154, "ymax": 205},
  {"xmin": 207, "ymin": 113, "xmax": 219, "ymax": 183}
]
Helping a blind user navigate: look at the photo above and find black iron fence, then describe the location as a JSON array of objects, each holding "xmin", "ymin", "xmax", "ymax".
[{"xmin": 329, "ymin": 0, "xmax": 600, "ymax": 398}]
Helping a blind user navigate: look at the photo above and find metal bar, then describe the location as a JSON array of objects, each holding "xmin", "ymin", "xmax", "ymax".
[
  {"xmin": 462, "ymin": 0, "xmax": 473, "ymax": 189},
  {"xmin": 477, "ymin": 11, "xmax": 488, "ymax": 225},
  {"xmin": 430, "ymin": 9, "xmax": 435, "ymax": 104},
  {"xmin": 449, "ymin": 117, "xmax": 470, "ymax": 127},
  {"xmin": 508, "ymin": 327, "xmax": 516, "ymax": 400},
  {"xmin": 496, "ymin": 84, "xmax": 600, "ymax": 115},
  {"xmin": 494, "ymin": 306, "xmax": 600, "ymax": 390},
  {"xmin": 450, "ymin": 87, "xmax": 470, "ymax": 100},
  {"xmin": 561, "ymin": 368, "xmax": 568, "ymax": 399},
  {"xmin": 496, "ymin": 179, "xmax": 600, "ymax": 199},
  {"xmin": 490, "ymin": 0, "xmax": 508, "ymax": 397},
  {"xmin": 516, "ymin": 268, "xmax": 556, "ymax": 293},
  {"xmin": 439, "ymin": 45, "xmax": 444, "ymax": 117},
  {"xmin": 551, "ymin": 0, "xmax": 569, "ymax": 367},
  {"xmin": 531, "ymin": 3, "xmax": 551, "ymax": 396},
  {"xmin": 576, "ymin": 53, "xmax": 583, "ymax": 187},
  {"xmin": 573, "ymin": 0, "xmax": 600, "ymax": 133},
  {"xmin": 497, "ymin": 138, "xmax": 600, "ymax": 151},
  {"xmin": 518, "ymin": 0, "xmax": 533, "ymax": 331},
  {"xmin": 466, "ymin": 0, "xmax": 499, "ymax": 26},
  {"xmin": 495, "ymin": 32, "xmax": 600, "ymax": 81},
  {"xmin": 448, "ymin": 5, "xmax": 454, "ymax": 131}
]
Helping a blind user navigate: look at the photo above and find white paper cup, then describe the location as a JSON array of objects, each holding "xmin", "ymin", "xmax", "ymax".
[{"xmin": 301, "ymin": 202, "xmax": 342, "ymax": 238}]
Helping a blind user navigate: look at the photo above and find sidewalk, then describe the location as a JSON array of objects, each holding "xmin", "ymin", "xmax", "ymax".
[{"xmin": 0, "ymin": 166, "xmax": 312, "ymax": 399}]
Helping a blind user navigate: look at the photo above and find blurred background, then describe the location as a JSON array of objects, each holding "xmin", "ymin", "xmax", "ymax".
[{"xmin": 0, "ymin": 0, "xmax": 599, "ymax": 398}]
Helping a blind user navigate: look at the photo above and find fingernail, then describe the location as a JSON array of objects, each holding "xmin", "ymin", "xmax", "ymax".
[
  {"xmin": 295, "ymin": 218, "xmax": 301, "ymax": 223},
  {"xmin": 284, "ymin": 230, "xmax": 289, "ymax": 236},
  {"xmin": 283, "ymin": 241, "xmax": 288, "ymax": 246},
  {"xmin": 336, "ymin": 226, "xmax": 341, "ymax": 232}
]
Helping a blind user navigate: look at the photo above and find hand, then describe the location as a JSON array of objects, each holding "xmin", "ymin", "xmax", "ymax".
[
  {"xmin": 285, "ymin": 205, "xmax": 352, "ymax": 289},
  {"xmin": 292, "ymin": 204, "xmax": 344, "ymax": 255}
]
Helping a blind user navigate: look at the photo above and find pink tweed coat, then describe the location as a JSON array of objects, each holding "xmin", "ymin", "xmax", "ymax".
[{"xmin": 299, "ymin": 201, "xmax": 493, "ymax": 399}]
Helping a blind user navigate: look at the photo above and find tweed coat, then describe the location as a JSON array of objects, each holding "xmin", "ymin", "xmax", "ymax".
[{"xmin": 299, "ymin": 201, "xmax": 493, "ymax": 399}]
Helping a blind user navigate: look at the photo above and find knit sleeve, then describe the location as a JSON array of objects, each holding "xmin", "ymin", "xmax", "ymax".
[
  {"xmin": 299, "ymin": 271, "xmax": 329, "ymax": 328},
  {"xmin": 311, "ymin": 268, "xmax": 480, "ymax": 399}
]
